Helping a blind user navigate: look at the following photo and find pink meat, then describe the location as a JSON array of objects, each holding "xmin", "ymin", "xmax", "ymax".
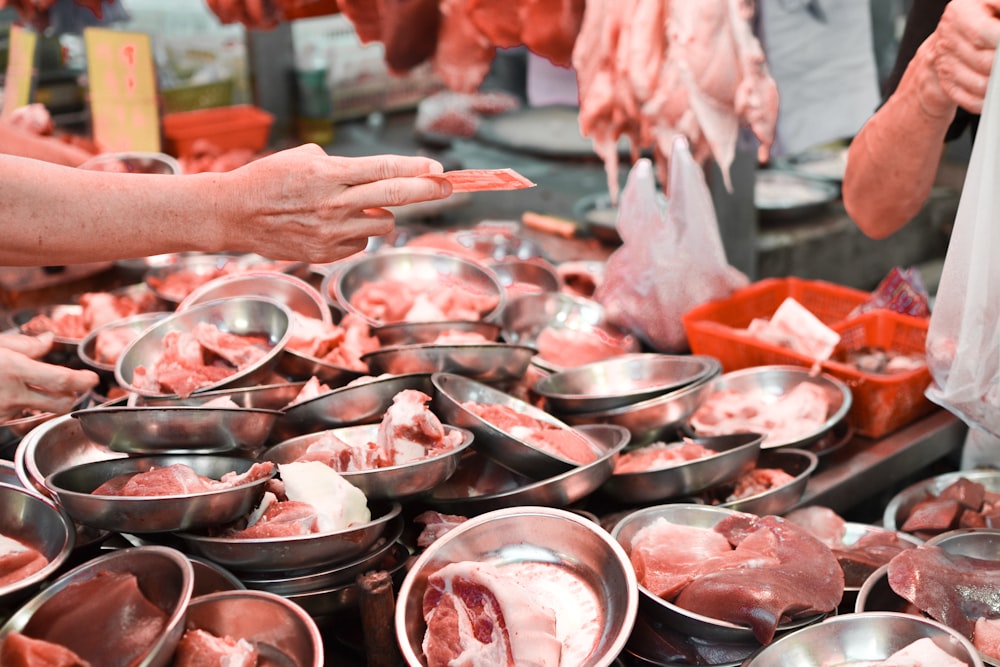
[
  {"xmin": 232, "ymin": 500, "xmax": 319, "ymax": 538},
  {"xmin": 414, "ymin": 511, "xmax": 469, "ymax": 548},
  {"xmin": 672, "ymin": 513, "xmax": 844, "ymax": 644},
  {"xmin": 462, "ymin": 401, "xmax": 598, "ymax": 465},
  {"xmin": 422, "ymin": 561, "xmax": 561, "ymax": 667},
  {"xmin": 519, "ymin": 0, "xmax": 585, "ymax": 67},
  {"xmin": 1, "ymin": 632, "xmax": 89, "ymax": 667},
  {"xmin": 377, "ymin": 389, "xmax": 464, "ymax": 464},
  {"xmin": 434, "ymin": 0, "xmax": 497, "ymax": 94},
  {"xmin": 92, "ymin": 461, "xmax": 274, "ymax": 497},
  {"xmin": 300, "ymin": 431, "xmax": 384, "ymax": 472},
  {"xmin": 0, "ymin": 541, "xmax": 48, "ymax": 587},
  {"xmin": 94, "ymin": 326, "xmax": 140, "ymax": 365},
  {"xmin": 192, "ymin": 322, "xmax": 269, "ymax": 369},
  {"xmin": 614, "ymin": 440, "xmax": 716, "ymax": 474},
  {"xmin": 535, "ymin": 325, "xmax": 633, "ymax": 368},
  {"xmin": 174, "ymin": 629, "xmax": 258, "ymax": 667}
]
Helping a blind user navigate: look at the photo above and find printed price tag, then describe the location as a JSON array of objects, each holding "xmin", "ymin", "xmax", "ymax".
[
  {"xmin": 1, "ymin": 26, "xmax": 38, "ymax": 121},
  {"xmin": 84, "ymin": 27, "xmax": 159, "ymax": 152}
]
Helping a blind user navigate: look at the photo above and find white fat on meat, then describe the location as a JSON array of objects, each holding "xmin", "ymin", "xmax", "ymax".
[
  {"xmin": 689, "ymin": 381, "xmax": 831, "ymax": 445},
  {"xmin": 839, "ymin": 637, "xmax": 968, "ymax": 667},
  {"xmin": 744, "ymin": 297, "xmax": 840, "ymax": 361},
  {"xmin": 377, "ymin": 389, "xmax": 462, "ymax": 464},
  {"xmin": 423, "ymin": 560, "xmax": 561, "ymax": 667},
  {"xmin": 278, "ymin": 461, "xmax": 370, "ymax": 532}
]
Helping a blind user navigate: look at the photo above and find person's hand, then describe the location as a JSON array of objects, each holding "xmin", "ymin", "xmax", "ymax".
[
  {"xmin": 925, "ymin": 0, "xmax": 1000, "ymax": 115},
  {"xmin": 222, "ymin": 144, "xmax": 452, "ymax": 263},
  {"xmin": 0, "ymin": 333, "xmax": 98, "ymax": 422}
]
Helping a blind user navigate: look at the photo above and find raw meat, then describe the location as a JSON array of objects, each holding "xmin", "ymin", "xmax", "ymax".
[
  {"xmin": 232, "ymin": 496, "xmax": 319, "ymax": 538},
  {"xmin": 689, "ymin": 381, "xmax": 832, "ymax": 446},
  {"xmin": 897, "ymin": 477, "xmax": 1000, "ymax": 540},
  {"xmin": 22, "ymin": 290, "xmax": 160, "ymax": 340},
  {"xmin": 613, "ymin": 439, "xmax": 716, "ymax": 474},
  {"xmin": 349, "ymin": 275, "xmax": 500, "ymax": 324},
  {"xmin": 535, "ymin": 325, "xmax": 633, "ymax": 368},
  {"xmin": 0, "ymin": 631, "xmax": 89, "ymax": 667},
  {"xmin": 720, "ymin": 467, "xmax": 795, "ymax": 502},
  {"xmin": 414, "ymin": 511, "xmax": 468, "ymax": 548},
  {"xmin": 380, "ymin": 0, "xmax": 441, "ymax": 73},
  {"xmin": 837, "ymin": 637, "xmax": 969, "ymax": 667},
  {"xmin": 572, "ymin": 0, "xmax": 779, "ymax": 200},
  {"xmin": 17, "ymin": 570, "xmax": 168, "ymax": 667},
  {"xmin": 286, "ymin": 312, "xmax": 377, "ymax": 372},
  {"xmin": 462, "ymin": 401, "xmax": 598, "ymax": 464},
  {"xmin": 91, "ymin": 461, "xmax": 274, "ymax": 497},
  {"xmin": 422, "ymin": 560, "xmax": 561, "ymax": 667},
  {"xmin": 975, "ymin": 618, "xmax": 1000, "ymax": 661},
  {"xmin": 93, "ymin": 326, "xmax": 140, "ymax": 365},
  {"xmin": 278, "ymin": 460, "xmax": 370, "ymax": 532},
  {"xmin": 742, "ymin": 297, "xmax": 841, "ymax": 361},
  {"xmin": 284, "ymin": 376, "xmax": 333, "ymax": 408},
  {"xmin": 173, "ymin": 628, "xmax": 258, "ymax": 667},
  {"xmin": 434, "ymin": 0, "xmax": 496, "ymax": 93},
  {"xmin": 0, "ymin": 533, "xmax": 48, "ymax": 587}
]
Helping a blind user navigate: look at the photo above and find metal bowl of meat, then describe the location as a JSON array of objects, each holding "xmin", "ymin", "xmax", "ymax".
[
  {"xmin": 424, "ymin": 423, "xmax": 630, "ymax": 516},
  {"xmin": 140, "ymin": 380, "xmax": 307, "ymax": 411},
  {"xmin": 143, "ymin": 253, "xmax": 254, "ymax": 305},
  {"xmin": 602, "ymin": 432, "xmax": 764, "ymax": 505},
  {"xmin": 685, "ymin": 365, "xmax": 852, "ymax": 449},
  {"xmin": 71, "ymin": 404, "xmax": 282, "ymax": 456},
  {"xmin": 44, "ymin": 455, "xmax": 276, "ymax": 534},
  {"xmin": 263, "ymin": 423, "xmax": 475, "ymax": 500},
  {"xmin": 177, "ymin": 270, "xmax": 332, "ymax": 324},
  {"xmin": 274, "ymin": 373, "xmax": 434, "ymax": 442},
  {"xmin": 0, "ymin": 545, "xmax": 194, "ymax": 667},
  {"xmin": 500, "ymin": 291, "xmax": 640, "ymax": 372},
  {"xmin": 0, "ymin": 460, "xmax": 26, "ymax": 490},
  {"xmin": 611, "ymin": 504, "xmax": 834, "ymax": 644},
  {"xmin": 373, "ymin": 320, "xmax": 501, "ymax": 347},
  {"xmin": 115, "ymin": 297, "xmax": 293, "ymax": 399},
  {"xmin": 9, "ymin": 303, "xmax": 86, "ymax": 348},
  {"xmin": 432, "ymin": 372, "xmax": 606, "ymax": 479},
  {"xmin": 742, "ymin": 612, "xmax": 983, "ymax": 667},
  {"xmin": 696, "ymin": 447, "xmax": 819, "ymax": 516},
  {"xmin": 396, "ymin": 505, "xmax": 638, "ymax": 667},
  {"xmin": 535, "ymin": 353, "xmax": 722, "ymax": 415},
  {"xmin": 0, "ymin": 484, "xmax": 76, "ymax": 610},
  {"xmin": 327, "ymin": 248, "xmax": 506, "ymax": 326},
  {"xmin": 882, "ymin": 470, "xmax": 1000, "ymax": 535},
  {"xmin": 77, "ymin": 311, "xmax": 172, "ymax": 379},
  {"xmin": 487, "ymin": 259, "xmax": 561, "ymax": 298},
  {"xmin": 361, "ymin": 342, "xmax": 537, "ymax": 382},
  {"xmin": 235, "ymin": 515, "xmax": 404, "ymax": 595},
  {"xmin": 452, "ymin": 227, "xmax": 547, "ymax": 262},
  {"xmin": 557, "ymin": 260, "xmax": 606, "ymax": 299},
  {"xmin": 79, "ymin": 150, "xmax": 183, "ymax": 175},
  {"xmin": 560, "ymin": 371, "xmax": 720, "ymax": 446},
  {"xmin": 177, "ymin": 589, "xmax": 324, "ymax": 666},
  {"xmin": 0, "ymin": 391, "xmax": 91, "ymax": 451},
  {"xmin": 175, "ymin": 500, "xmax": 402, "ymax": 573}
]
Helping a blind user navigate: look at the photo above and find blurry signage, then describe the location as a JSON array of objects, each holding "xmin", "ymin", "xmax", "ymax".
[
  {"xmin": 1, "ymin": 26, "xmax": 38, "ymax": 121},
  {"xmin": 84, "ymin": 27, "xmax": 159, "ymax": 152}
]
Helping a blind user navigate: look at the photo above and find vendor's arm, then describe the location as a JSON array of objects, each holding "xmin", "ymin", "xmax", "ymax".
[
  {"xmin": 844, "ymin": 0, "xmax": 1000, "ymax": 239},
  {"xmin": 0, "ymin": 143, "xmax": 452, "ymax": 265},
  {"xmin": 0, "ymin": 122, "xmax": 94, "ymax": 167}
]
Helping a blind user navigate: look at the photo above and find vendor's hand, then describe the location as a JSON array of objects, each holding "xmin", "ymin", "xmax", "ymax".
[
  {"xmin": 0, "ymin": 333, "xmax": 98, "ymax": 422},
  {"xmin": 222, "ymin": 144, "xmax": 452, "ymax": 263},
  {"xmin": 925, "ymin": 0, "xmax": 1000, "ymax": 115}
]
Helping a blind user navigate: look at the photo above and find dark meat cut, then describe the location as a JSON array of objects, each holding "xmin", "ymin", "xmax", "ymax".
[{"xmin": 422, "ymin": 560, "xmax": 562, "ymax": 666}]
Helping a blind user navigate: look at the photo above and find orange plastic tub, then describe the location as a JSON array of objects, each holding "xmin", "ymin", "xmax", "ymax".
[{"xmin": 161, "ymin": 104, "xmax": 274, "ymax": 159}]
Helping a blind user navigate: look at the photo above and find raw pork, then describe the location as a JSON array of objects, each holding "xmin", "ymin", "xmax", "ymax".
[
  {"xmin": 22, "ymin": 290, "xmax": 160, "ymax": 340},
  {"xmin": 414, "ymin": 511, "xmax": 469, "ymax": 548},
  {"xmin": 422, "ymin": 560, "xmax": 561, "ymax": 667},
  {"xmin": 285, "ymin": 312, "xmax": 378, "ymax": 372},
  {"xmin": 0, "ymin": 631, "xmax": 89, "ymax": 667},
  {"xmin": 92, "ymin": 461, "xmax": 274, "ymax": 497},
  {"xmin": 535, "ymin": 325, "xmax": 634, "ymax": 368},
  {"xmin": 349, "ymin": 276, "xmax": 500, "ymax": 324},
  {"xmin": 0, "ymin": 534, "xmax": 48, "ymax": 587},
  {"xmin": 462, "ymin": 401, "xmax": 598, "ymax": 464},
  {"xmin": 613, "ymin": 439, "xmax": 716, "ymax": 474},
  {"xmin": 173, "ymin": 629, "xmax": 258, "ymax": 667}
]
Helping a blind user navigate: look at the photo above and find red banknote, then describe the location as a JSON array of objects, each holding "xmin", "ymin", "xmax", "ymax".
[{"xmin": 440, "ymin": 168, "xmax": 536, "ymax": 193}]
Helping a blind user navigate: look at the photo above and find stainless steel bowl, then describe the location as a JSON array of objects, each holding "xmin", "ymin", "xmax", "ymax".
[
  {"xmin": 327, "ymin": 248, "xmax": 506, "ymax": 326},
  {"xmin": 263, "ymin": 424, "xmax": 474, "ymax": 500},
  {"xmin": 536, "ymin": 354, "xmax": 722, "ymax": 415},
  {"xmin": 373, "ymin": 320, "xmax": 501, "ymax": 347},
  {"xmin": 177, "ymin": 270, "xmax": 331, "ymax": 323},
  {"xmin": 274, "ymin": 373, "xmax": 434, "ymax": 442},
  {"xmin": 77, "ymin": 311, "xmax": 172, "ymax": 377},
  {"xmin": 432, "ymin": 372, "xmax": 605, "ymax": 479},
  {"xmin": 611, "ymin": 504, "xmax": 826, "ymax": 643},
  {"xmin": 139, "ymin": 381, "xmax": 307, "ymax": 411},
  {"xmin": 743, "ymin": 612, "xmax": 983, "ymax": 667},
  {"xmin": 45, "ymin": 455, "xmax": 276, "ymax": 533},
  {"xmin": 424, "ymin": 423, "xmax": 630, "ymax": 515},
  {"xmin": 883, "ymin": 470, "xmax": 1000, "ymax": 533},
  {"xmin": 0, "ymin": 484, "xmax": 75, "ymax": 610},
  {"xmin": 602, "ymin": 432, "xmax": 763, "ymax": 505},
  {"xmin": 115, "ymin": 297, "xmax": 293, "ymax": 399},
  {"xmin": 686, "ymin": 365, "xmax": 852, "ymax": 449},
  {"xmin": 181, "ymin": 589, "xmax": 324, "ymax": 667},
  {"xmin": 0, "ymin": 545, "xmax": 194, "ymax": 667},
  {"xmin": 276, "ymin": 348, "xmax": 366, "ymax": 386},
  {"xmin": 71, "ymin": 404, "xmax": 281, "ymax": 456},
  {"xmin": 188, "ymin": 556, "xmax": 246, "ymax": 596},
  {"xmin": 235, "ymin": 515, "xmax": 404, "ymax": 594},
  {"xmin": 174, "ymin": 501, "xmax": 402, "ymax": 572},
  {"xmin": 561, "ymin": 372, "xmax": 719, "ymax": 446},
  {"xmin": 143, "ymin": 253, "xmax": 248, "ymax": 304},
  {"xmin": 500, "ymin": 291, "xmax": 640, "ymax": 372},
  {"xmin": 0, "ymin": 459, "xmax": 25, "ymax": 489},
  {"xmin": 488, "ymin": 259, "xmax": 561, "ymax": 297},
  {"xmin": 0, "ymin": 391, "xmax": 90, "ymax": 450},
  {"xmin": 8, "ymin": 303, "xmax": 85, "ymax": 367},
  {"xmin": 706, "ymin": 447, "xmax": 819, "ymax": 516},
  {"xmin": 361, "ymin": 342, "xmax": 537, "ymax": 382},
  {"xmin": 79, "ymin": 150, "xmax": 183, "ymax": 175},
  {"xmin": 452, "ymin": 227, "xmax": 547, "ymax": 261},
  {"xmin": 397, "ymin": 505, "xmax": 637, "ymax": 667}
]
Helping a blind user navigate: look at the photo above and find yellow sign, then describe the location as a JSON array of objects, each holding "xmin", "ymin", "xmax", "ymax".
[
  {"xmin": 84, "ymin": 27, "xmax": 160, "ymax": 152},
  {"xmin": 1, "ymin": 26, "xmax": 38, "ymax": 121}
]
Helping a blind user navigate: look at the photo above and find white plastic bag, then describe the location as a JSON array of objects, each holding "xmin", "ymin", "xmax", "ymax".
[
  {"xmin": 594, "ymin": 137, "xmax": 748, "ymax": 352},
  {"xmin": 925, "ymin": 46, "xmax": 1000, "ymax": 438}
]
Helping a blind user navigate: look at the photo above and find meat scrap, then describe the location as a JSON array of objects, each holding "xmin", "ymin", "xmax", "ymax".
[
  {"xmin": 573, "ymin": 0, "xmax": 779, "ymax": 201},
  {"xmin": 535, "ymin": 324, "xmax": 635, "ymax": 369},
  {"xmin": 22, "ymin": 290, "xmax": 161, "ymax": 340},
  {"xmin": 414, "ymin": 510, "xmax": 469, "ymax": 548},
  {"xmin": 285, "ymin": 312, "xmax": 378, "ymax": 372},
  {"xmin": 174, "ymin": 628, "xmax": 258, "ymax": 667},
  {"xmin": 349, "ymin": 275, "xmax": 500, "ymax": 324},
  {"xmin": 462, "ymin": 401, "xmax": 599, "ymax": 465},
  {"xmin": 613, "ymin": 439, "xmax": 716, "ymax": 474},
  {"xmin": 898, "ymin": 477, "xmax": 1000, "ymax": 540}
]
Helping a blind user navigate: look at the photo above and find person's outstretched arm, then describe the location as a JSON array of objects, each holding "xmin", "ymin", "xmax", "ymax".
[
  {"xmin": 844, "ymin": 0, "xmax": 1000, "ymax": 239},
  {"xmin": 0, "ymin": 143, "xmax": 452, "ymax": 265}
]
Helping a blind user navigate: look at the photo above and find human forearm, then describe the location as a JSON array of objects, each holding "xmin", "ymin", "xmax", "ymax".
[{"xmin": 843, "ymin": 40, "xmax": 956, "ymax": 239}]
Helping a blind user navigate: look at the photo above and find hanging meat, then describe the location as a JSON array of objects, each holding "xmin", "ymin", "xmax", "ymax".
[{"xmin": 573, "ymin": 0, "xmax": 779, "ymax": 200}]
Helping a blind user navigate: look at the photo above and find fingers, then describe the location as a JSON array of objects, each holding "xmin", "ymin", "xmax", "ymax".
[
  {"xmin": 342, "ymin": 175, "xmax": 453, "ymax": 211},
  {"xmin": 0, "ymin": 352, "xmax": 97, "ymax": 420},
  {"xmin": 0, "ymin": 332, "xmax": 53, "ymax": 358},
  {"xmin": 337, "ymin": 154, "xmax": 447, "ymax": 186}
]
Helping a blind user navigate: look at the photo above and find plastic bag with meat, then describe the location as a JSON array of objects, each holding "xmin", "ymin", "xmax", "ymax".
[
  {"xmin": 594, "ymin": 137, "xmax": 748, "ymax": 352},
  {"xmin": 925, "ymin": 44, "xmax": 1000, "ymax": 440}
]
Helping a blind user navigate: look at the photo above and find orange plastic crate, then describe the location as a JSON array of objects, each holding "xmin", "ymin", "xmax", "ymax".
[
  {"xmin": 825, "ymin": 310, "xmax": 934, "ymax": 439},
  {"xmin": 682, "ymin": 277, "xmax": 869, "ymax": 371},
  {"xmin": 161, "ymin": 104, "xmax": 274, "ymax": 159}
]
